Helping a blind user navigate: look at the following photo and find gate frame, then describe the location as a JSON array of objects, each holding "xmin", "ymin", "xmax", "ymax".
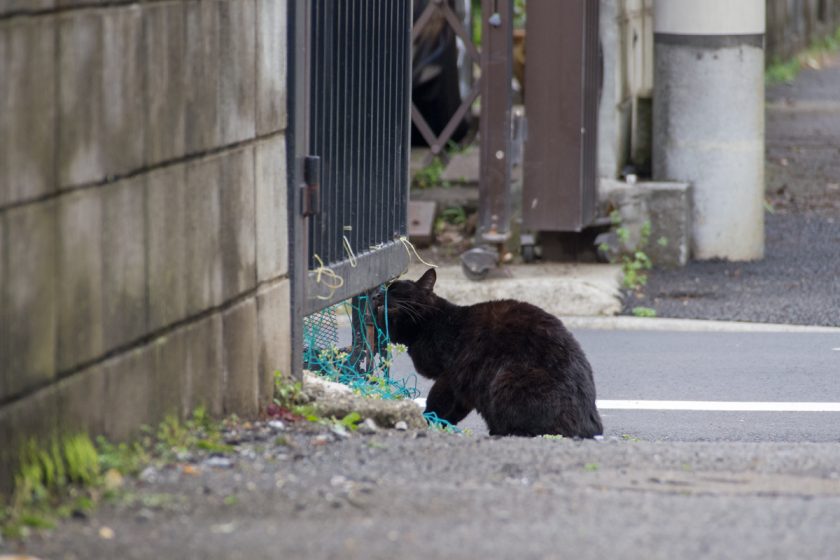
[
  {"xmin": 287, "ymin": 0, "xmax": 310, "ymax": 381},
  {"xmin": 288, "ymin": 0, "xmax": 413, "ymax": 379}
]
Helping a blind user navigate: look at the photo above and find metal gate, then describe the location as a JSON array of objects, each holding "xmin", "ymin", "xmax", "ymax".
[{"xmin": 288, "ymin": 0, "xmax": 413, "ymax": 377}]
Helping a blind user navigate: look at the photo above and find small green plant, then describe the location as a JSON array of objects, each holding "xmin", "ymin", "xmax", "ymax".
[
  {"xmin": 513, "ymin": 0, "xmax": 527, "ymax": 28},
  {"xmin": 377, "ymin": 342, "xmax": 407, "ymax": 371},
  {"xmin": 604, "ymin": 212, "xmax": 654, "ymax": 290},
  {"xmin": 621, "ymin": 434, "xmax": 641, "ymax": 442},
  {"xmin": 223, "ymin": 495, "xmax": 238, "ymax": 506},
  {"xmin": 412, "ymin": 157, "xmax": 446, "ymax": 189},
  {"xmin": 2, "ymin": 434, "xmax": 102, "ymax": 540},
  {"xmin": 274, "ymin": 372, "xmax": 305, "ymax": 407},
  {"xmin": 153, "ymin": 407, "xmax": 232, "ymax": 461},
  {"xmin": 97, "ymin": 437, "xmax": 150, "ymax": 477},
  {"xmin": 765, "ymin": 58, "xmax": 801, "ymax": 84},
  {"xmin": 273, "ymin": 372, "xmax": 321, "ymax": 420},
  {"xmin": 2, "ymin": 406, "xmax": 238, "ymax": 541},
  {"xmin": 337, "ymin": 412, "xmax": 363, "ymax": 432},
  {"xmin": 441, "ymin": 205, "xmax": 467, "ymax": 226},
  {"xmin": 766, "ymin": 25, "xmax": 840, "ymax": 84},
  {"xmin": 632, "ymin": 306, "xmax": 657, "ymax": 318},
  {"xmin": 584, "ymin": 462, "xmax": 599, "ymax": 472}
]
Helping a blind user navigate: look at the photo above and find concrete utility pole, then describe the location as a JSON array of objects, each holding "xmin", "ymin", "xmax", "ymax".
[{"xmin": 653, "ymin": 0, "xmax": 765, "ymax": 261}]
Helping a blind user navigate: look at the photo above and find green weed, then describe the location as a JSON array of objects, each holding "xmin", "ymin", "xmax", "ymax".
[
  {"xmin": 223, "ymin": 495, "xmax": 239, "ymax": 506},
  {"xmin": 3, "ymin": 407, "xmax": 233, "ymax": 541},
  {"xmin": 766, "ymin": 25, "xmax": 840, "ymax": 84},
  {"xmin": 154, "ymin": 407, "xmax": 233, "ymax": 461},
  {"xmin": 632, "ymin": 306, "xmax": 657, "ymax": 318},
  {"xmin": 412, "ymin": 157, "xmax": 446, "ymax": 189},
  {"xmin": 3, "ymin": 434, "xmax": 102, "ymax": 540},
  {"xmin": 602, "ymin": 212, "xmax": 654, "ymax": 290},
  {"xmin": 337, "ymin": 412, "xmax": 363, "ymax": 432}
]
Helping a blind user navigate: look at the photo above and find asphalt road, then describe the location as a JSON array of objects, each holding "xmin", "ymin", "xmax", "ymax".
[
  {"xmin": 401, "ymin": 328, "xmax": 840, "ymax": 442},
  {"xmin": 14, "ymin": 324, "xmax": 840, "ymax": 560}
]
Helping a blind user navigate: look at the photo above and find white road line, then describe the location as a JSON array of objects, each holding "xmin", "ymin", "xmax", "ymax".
[{"xmin": 597, "ymin": 400, "xmax": 840, "ymax": 412}]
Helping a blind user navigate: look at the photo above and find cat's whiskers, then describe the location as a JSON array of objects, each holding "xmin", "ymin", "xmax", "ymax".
[{"xmin": 389, "ymin": 301, "xmax": 424, "ymax": 322}]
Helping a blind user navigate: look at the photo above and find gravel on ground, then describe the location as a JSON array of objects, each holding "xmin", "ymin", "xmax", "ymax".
[{"xmin": 623, "ymin": 52, "xmax": 840, "ymax": 326}]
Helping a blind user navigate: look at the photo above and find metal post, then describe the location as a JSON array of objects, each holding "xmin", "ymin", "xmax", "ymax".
[
  {"xmin": 460, "ymin": 0, "xmax": 513, "ymax": 280},
  {"xmin": 287, "ymin": 0, "xmax": 311, "ymax": 381},
  {"xmin": 478, "ymin": 0, "xmax": 513, "ymax": 245}
]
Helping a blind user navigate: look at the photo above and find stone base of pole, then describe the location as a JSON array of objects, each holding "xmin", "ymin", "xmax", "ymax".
[{"xmin": 653, "ymin": 0, "xmax": 765, "ymax": 261}]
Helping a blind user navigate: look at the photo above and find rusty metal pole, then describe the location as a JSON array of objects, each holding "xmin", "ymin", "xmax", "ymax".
[{"xmin": 461, "ymin": 0, "xmax": 513, "ymax": 280}]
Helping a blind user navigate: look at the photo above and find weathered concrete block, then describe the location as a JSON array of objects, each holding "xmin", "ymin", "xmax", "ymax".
[
  {"xmin": 256, "ymin": 0, "xmax": 288, "ymax": 134},
  {"xmin": 639, "ymin": 181, "xmax": 692, "ymax": 267},
  {"xmin": 58, "ymin": 189, "xmax": 104, "ymax": 372},
  {"xmin": 219, "ymin": 0, "xmax": 257, "ymax": 144},
  {"xmin": 147, "ymin": 165, "xmax": 187, "ymax": 331},
  {"xmin": 152, "ymin": 330, "xmax": 188, "ymax": 421},
  {"xmin": 185, "ymin": 155, "xmax": 223, "ymax": 315},
  {"xmin": 256, "ymin": 280, "xmax": 291, "ymax": 408},
  {"xmin": 599, "ymin": 178, "xmax": 692, "ymax": 268},
  {"xmin": 185, "ymin": 313, "xmax": 225, "ymax": 416},
  {"xmin": 599, "ymin": 178, "xmax": 651, "ymax": 251},
  {"xmin": 222, "ymin": 298, "xmax": 259, "ymax": 417},
  {"xmin": 102, "ymin": 176, "xmax": 147, "ymax": 351},
  {"xmin": 2, "ymin": 202, "xmax": 57, "ymax": 400},
  {"xmin": 56, "ymin": 0, "xmax": 109, "ymax": 6},
  {"xmin": 220, "ymin": 146, "xmax": 257, "ymax": 300},
  {"xmin": 103, "ymin": 346, "xmax": 154, "ymax": 441},
  {"xmin": 255, "ymin": 135, "xmax": 288, "ymax": 282},
  {"xmin": 101, "ymin": 6, "xmax": 145, "ymax": 175},
  {"xmin": 55, "ymin": 365, "xmax": 105, "ymax": 437},
  {"xmin": 58, "ymin": 9, "xmax": 103, "ymax": 187},
  {"xmin": 0, "ymin": 385, "xmax": 58, "ymax": 496},
  {"xmin": 0, "ymin": 16, "xmax": 57, "ymax": 206},
  {"xmin": 59, "ymin": 7, "xmax": 144, "ymax": 188},
  {"xmin": 144, "ymin": 1, "xmax": 186, "ymax": 164},
  {"xmin": 185, "ymin": 0, "xmax": 220, "ymax": 153},
  {"xmin": 0, "ymin": 214, "xmax": 5, "ymax": 398},
  {"xmin": 0, "ymin": 1, "xmax": 55, "ymax": 16},
  {"xmin": 101, "ymin": 6, "xmax": 144, "ymax": 174}
]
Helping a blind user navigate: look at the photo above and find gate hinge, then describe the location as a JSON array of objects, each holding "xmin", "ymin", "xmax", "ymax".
[{"xmin": 301, "ymin": 155, "xmax": 321, "ymax": 217}]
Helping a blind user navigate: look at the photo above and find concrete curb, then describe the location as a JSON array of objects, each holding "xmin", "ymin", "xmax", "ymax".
[
  {"xmin": 559, "ymin": 315, "xmax": 840, "ymax": 333},
  {"xmin": 407, "ymin": 263, "xmax": 624, "ymax": 317}
]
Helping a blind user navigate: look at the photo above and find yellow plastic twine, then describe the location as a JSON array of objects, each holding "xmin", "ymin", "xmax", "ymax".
[
  {"xmin": 312, "ymin": 254, "xmax": 344, "ymax": 300},
  {"xmin": 398, "ymin": 235, "xmax": 438, "ymax": 269},
  {"xmin": 342, "ymin": 226, "xmax": 358, "ymax": 268}
]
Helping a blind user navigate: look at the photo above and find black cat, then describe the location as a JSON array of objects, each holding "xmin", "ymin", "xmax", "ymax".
[{"xmin": 378, "ymin": 268, "xmax": 603, "ymax": 438}]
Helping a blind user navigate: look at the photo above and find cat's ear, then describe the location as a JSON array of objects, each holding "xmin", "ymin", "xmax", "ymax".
[{"xmin": 416, "ymin": 268, "xmax": 437, "ymax": 292}]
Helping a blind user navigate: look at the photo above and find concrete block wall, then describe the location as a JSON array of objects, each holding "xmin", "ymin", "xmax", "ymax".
[{"xmin": 0, "ymin": 0, "xmax": 291, "ymax": 492}]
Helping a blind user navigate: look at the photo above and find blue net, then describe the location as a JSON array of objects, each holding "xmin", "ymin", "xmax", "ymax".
[
  {"xmin": 303, "ymin": 288, "xmax": 420, "ymax": 401},
  {"xmin": 422, "ymin": 411, "xmax": 463, "ymax": 433}
]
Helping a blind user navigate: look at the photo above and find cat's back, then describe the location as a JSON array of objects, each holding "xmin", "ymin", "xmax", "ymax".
[{"xmin": 462, "ymin": 299, "xmax": 571, "ymax": 345}]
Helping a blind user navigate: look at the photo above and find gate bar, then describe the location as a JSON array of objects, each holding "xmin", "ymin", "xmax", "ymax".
[{"xmin": 477, "ymin": 0, "xmax": 514, "ymax": 244}]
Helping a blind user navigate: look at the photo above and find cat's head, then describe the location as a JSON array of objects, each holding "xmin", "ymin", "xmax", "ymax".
[{"xmin": 376, "ymin": 268, "xmax": 438, "ymax": 343}]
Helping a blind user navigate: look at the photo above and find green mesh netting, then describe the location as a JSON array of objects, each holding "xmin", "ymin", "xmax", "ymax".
[
  {"xmin": 302, "ymin": 287, "xmax": 461, "ymax": 432},
  {"xmin": 303, "ymin": 290, "xmax": 418, "ymax": 400}
]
